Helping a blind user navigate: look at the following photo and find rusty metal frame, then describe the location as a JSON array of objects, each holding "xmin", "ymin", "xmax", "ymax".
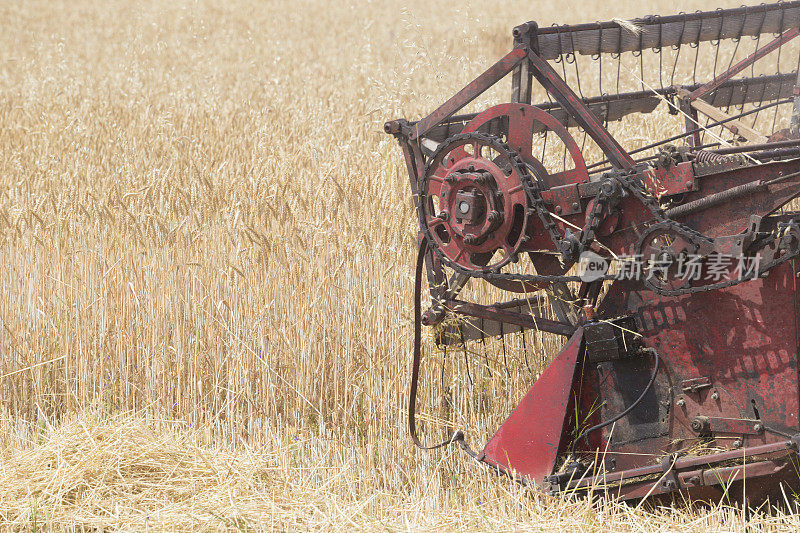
[
  {"xmin": 383, "ymin": 0, "xmax": 800, "ymax": 350},
  {"xmin": 553, "ymin": 434, "xmax": 800, "ymax": 499}
]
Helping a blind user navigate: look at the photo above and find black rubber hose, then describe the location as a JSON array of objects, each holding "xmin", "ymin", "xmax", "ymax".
[
  {"xmin": 409, "ymin": 237, "xmax": 470, "ymax": 452},
  {"xmin": 570, "ymin": 348, "xmax": 661, "ymax": 454}
]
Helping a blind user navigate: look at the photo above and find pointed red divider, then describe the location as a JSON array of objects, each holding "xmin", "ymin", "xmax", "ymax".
[{"xmin": 481, "ymin": 328, "xmax": 584, "ymax": 486}]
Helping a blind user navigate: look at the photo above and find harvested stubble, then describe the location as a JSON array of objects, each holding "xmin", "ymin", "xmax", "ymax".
[
  {"xmin": 2, "ymin": 410, "xmax": 800, "ymax": 531},
  {"xmin": 0, "ymin": 0, "xmax": 799, "ymax": 530}
]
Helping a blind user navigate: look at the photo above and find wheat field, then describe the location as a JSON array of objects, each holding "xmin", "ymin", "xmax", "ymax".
[{"xmin": 2, "ymin": 0, "xmax": 800, "ymax": 530}]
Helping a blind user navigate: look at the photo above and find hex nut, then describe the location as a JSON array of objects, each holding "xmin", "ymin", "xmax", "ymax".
[
  {"xmin": 662, "ymin": 479, "xmax": 677, "ymax": 490},
  {"xmin": 690, "ymin": 416, "xmax": 710, "ymax": 434}
]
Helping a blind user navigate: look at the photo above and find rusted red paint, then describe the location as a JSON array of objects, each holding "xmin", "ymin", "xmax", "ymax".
[
  {"xmin": 462, "ymin": 103, "xmax": 590, "ymax": 190},
  {"xmin": 643, "ymin": 162, "xmax": 695, "ymax": 197},
  {"xmin": 482, "ymin": 329, "xmax": 583, "ymax": 484},
  {"xmin": 541, "ymin": 184, "xmax": 582, "ymax": 215}
]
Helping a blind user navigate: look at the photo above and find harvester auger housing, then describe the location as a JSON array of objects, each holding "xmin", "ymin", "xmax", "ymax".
[{"xmin": 386, "ymin": 2, "xmax": 800, "ymax": 502}]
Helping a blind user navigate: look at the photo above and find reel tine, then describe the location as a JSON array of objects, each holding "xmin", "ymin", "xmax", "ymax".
[
  {"xmin": 691, "ymin": 10, "xmax": 703, "ymax": 84},
  {"xmin": 593, "ymin": 22, "xmax": 603, "ymax": 96},
  {"xmin": 652, "ymin": 15, "xmax": 665, "ymax": 90},
  {"xmin": 499, "ymin": 322, "xmax": 511, "ymax": 378},
  {"xmin": 480, "ymin": 322, "xmax": 493, "ymax": 379},
  {"xmin": 520, "ymin": 330, "xmax": 532, "ymax": 373},
  {"xmin": 770, "ymin": 6, "xmax": 787, "ymax": 135},
  {"xmin": 670, "ymin": 13, "xmax": 687, "ymax": 86},
  {"xmin": 459, "ymin": 327, "xmax": 474, "ymax": 388}
]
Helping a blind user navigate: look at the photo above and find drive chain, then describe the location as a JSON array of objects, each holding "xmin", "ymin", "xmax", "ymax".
[{"xmin": 420, "ymin": 133, "xmax": 800, "ymax": 295}]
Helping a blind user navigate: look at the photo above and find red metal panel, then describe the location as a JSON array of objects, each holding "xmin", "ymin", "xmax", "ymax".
[
  {"xmin": 481, "ymin": 329, "xmax": 583, "ymax": 485},
  {"xmin": 591, "ymin": 262, "xmax": 800, "ymax": 474},
  {"xmin": 541, "ymin": 184, "xmax": 582, "ymax": 215},
  {"xmin": 643, "ymin": 162, "xmax": 695, "ymax": 197}
]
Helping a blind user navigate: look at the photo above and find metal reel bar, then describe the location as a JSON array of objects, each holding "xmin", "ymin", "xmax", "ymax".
[{"xmin": 533, "ymin": 3, "xmax": 800, "ymax": 60}]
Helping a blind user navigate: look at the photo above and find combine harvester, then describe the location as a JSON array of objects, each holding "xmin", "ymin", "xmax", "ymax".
[{"xmin": 385, "ymin": 2, "xmax": 800, "ymax": 501}]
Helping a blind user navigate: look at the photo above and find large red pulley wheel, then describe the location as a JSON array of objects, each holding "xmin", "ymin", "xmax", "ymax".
[
  {"xmin": 421, "ymin": 133, "xmax": 529, "ymax": 272},
  {"xmin": 442, "ymin": 103, "xmax": 591, "ymax": 288},
  {"xmin": 462, "ymin": 103, "xmax": 590, "ymax": 190}
]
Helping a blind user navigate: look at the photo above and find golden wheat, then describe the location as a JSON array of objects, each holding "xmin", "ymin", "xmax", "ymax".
[{"xmin": 1, "ymin": 0, "xmax": 800, "ymax": 530}]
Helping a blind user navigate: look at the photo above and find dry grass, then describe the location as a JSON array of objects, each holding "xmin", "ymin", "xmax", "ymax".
[
  {"xmin": 0, "ymin": 0, "xmax": 799, "ymax": 530},
  {"xmin": 3, "ymin": 410, "xmax": 800, "ymax": 531}
]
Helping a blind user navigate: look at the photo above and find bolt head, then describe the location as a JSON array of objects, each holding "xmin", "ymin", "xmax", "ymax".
[
  {"xmin": 437, "ymin": 211, "xmax": 449, "ymax": 221},
  {"xmin": 463, "ymin": 234, "xmax": 476, "ymax": 245},
  {"xmin": 601, "ymin": 180, "xmax": 615, "ymax": 195},
  {"xmin": 458, "ymin": 201, "xmax": 470, "ymax": 214},
  {"xmin": 676, "ymin": 398, "xmax": 686, "ymax": 407},
  {"xmin": 711, "ymin": 391, "xmax": 719, "ymax": 401},
  {"xmin": 487, "ymin": 210, "xmax": 502, "ymax": 224},
  {"xmin": 754, "ymin": 423, "xmax": 764, "ymax": 432},
  {"xmin": 571, "ymin": 202, "xmax": 580, "ymax": 211},
  {"xmin": 555, "ymin": 205, "xmax": 563, "ymax": 214},
  {"xmin": 690, "ymin": 416, "xmax": 709, "ymax": 433},
  {"xmin": 733, "ymin": 439, "xmax": 742, "ymax": 449}
]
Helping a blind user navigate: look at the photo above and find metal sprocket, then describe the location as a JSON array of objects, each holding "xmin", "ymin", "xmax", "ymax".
[
  {"xmin": 420, "ymin": 132, "xmax": 564, "ymax": 275},
  {"xmin": 636, "ymin": 221, "xmax": 711, "ymax": 294}
]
